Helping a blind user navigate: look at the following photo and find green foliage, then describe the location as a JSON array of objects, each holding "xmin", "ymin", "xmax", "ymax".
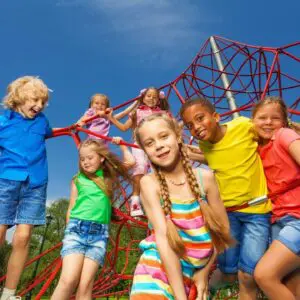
[{"xmin": 0, "ymin": 241, "xmax": 12, "ymax": 281}]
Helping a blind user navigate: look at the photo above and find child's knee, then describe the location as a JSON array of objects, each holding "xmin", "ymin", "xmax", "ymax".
[
  {"xmin": 238, "ymin": 270, "xmax": 256, "ymax": 287},
  {"xmin": 254, "ymin": 263, "xmax": 268, "ymax": 285},
  {"xmin": 12, "ymin": 230, "xmax": 31, "ymax": 248},
  {"xmin": 60, "ymin": 275, "xmax": 80, "ymax": 290},
  {"xmin": 77, "ymin": 278, "xmax": 94, "ymax": 293}
]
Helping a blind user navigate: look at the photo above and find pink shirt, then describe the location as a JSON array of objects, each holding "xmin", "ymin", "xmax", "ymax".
[
  {"xmin": 85, "ymin": 108, "xmax": 110, "ymax": 139},
  {"xmin": 131, "ymin": 105, "xmax": 166, "ymax": 126},
  {"xmin": 258, "ymin": 128, "xmax": 300, "ymax": 223}
]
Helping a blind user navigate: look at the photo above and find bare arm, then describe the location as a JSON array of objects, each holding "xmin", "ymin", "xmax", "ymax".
[
  {"xmin": 289, "ymin": 140, "xmax": 300, "ymax": 166},
  {"xmin": 186, "ymin": 144, "xmax": 207, "ymax": 164},
  {"xmin": 201, "ymin": 169, "xmax": 230, "ymax": 233},
  {"xmin": 107, "ymin": 109, "xmax": 133, "ymax": 132},
  {"xmin": 140, "ymin": 175, "xmax": 188, "ymax": 300},
  {"xmin": 114, "ymin": 101, "xmax": 139, "ymax": 120},
  {"xmin": 111, "ymin": 137, "xmax": 135, "ymax": 169},
  {"xmin": 192, "ymin": 249, "xmax": 217, "ymax": 300},
  {"xmin": 66, "ymin": 180, "xmax": 78, "ymax": 223}
]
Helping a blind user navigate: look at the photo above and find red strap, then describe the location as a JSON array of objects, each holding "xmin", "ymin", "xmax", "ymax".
[{"xmin": 226, "ymin": 179, "xmax": 300, "ymax": 212}]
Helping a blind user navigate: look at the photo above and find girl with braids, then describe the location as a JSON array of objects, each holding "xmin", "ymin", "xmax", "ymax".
[
  {"xmin": 130, "ymin": 113, "xmax": 233, "ymax": 300},
  {"xmin": 252, "ymin": 96, "xmax": 300, "ymax": 299},
  {"xmin": 51, "ymin": 138, "xmax": 134, "ymax": 300}
]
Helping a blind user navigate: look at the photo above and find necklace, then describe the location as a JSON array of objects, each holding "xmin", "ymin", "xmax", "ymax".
[{"xmin": 166, "ymin": 177, "xmax": 186, "ymax": 186}]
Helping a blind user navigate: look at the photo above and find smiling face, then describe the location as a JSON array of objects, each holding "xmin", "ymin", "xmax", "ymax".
[
  {"xmin": 181, "ymin": 104, "xmax": 221, "ymax": 143},
  {"xmin": 79, "ymin": 145, "xmax": 103, "ymax": 175},
  {"xmin": 91, "ymin": 95, "xmax": 108, "ymax": 112},
  {"xmin": 142, "ymin": 88, "xmax": 159, "ymax": 108},
  {"xmin": 253, "ymin": 103, "xmax": 285, "ymax": 144},
  {"xmin": 138, "ymin": 118, "xmax": 180, "ymax": 169},
  {"xmin": 17, "ymin": 97, "xmax": 48, "ymax": 119}
]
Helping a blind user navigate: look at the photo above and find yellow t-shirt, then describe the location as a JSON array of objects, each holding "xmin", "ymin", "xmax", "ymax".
[{"xmin": 199, "ymin": 116, "xmax": 271, "ymax": 214}]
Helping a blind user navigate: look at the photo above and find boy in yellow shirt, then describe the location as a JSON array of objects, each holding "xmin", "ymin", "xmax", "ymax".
[{"xmin": 181, "ymin": 98, "xmax": 271, "ymax": 300}]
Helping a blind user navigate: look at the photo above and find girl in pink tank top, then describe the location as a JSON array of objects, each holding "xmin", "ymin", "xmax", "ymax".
[{"xmin": 108, "ymin": 87, "xmax": 170, "ymax": 217}]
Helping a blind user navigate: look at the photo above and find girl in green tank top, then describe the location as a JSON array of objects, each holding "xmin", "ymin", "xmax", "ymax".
[{"xmin": 51, "ymin": 138, "xmax": 134, "ymax": 300}]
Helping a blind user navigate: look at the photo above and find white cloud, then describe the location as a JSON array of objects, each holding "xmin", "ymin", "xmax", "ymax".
[{"xmin": 56, "ymin": 0, "xmax": 222, "ymax": 66}]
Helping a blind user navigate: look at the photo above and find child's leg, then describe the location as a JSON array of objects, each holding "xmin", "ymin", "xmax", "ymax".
[
  {"xmin": 130, "ymin": 147, "xmax": 149, "ymax": 217},
  {"xmin": 76, "ymin": 222, "xmax": 108, "ymax": 299},
  {"xmin": 4, "ymin": 224, "xmax": 33, "ymax": 290},
  {"xmin": 0, "ymin": 225, "xmax": 8, "ymax": 245},
  {"xmin": 132, "ymin": 174, "xmax": 143, "ymax": 196},
  {"xmin": 255, "ymin": 241, "xmax": 300, "ymax": 300},
  {"xmin": 4, "ymin": 181, "xmax": 48, "ymax": 292},
  {"xmin": 238, "ymin": 212, "xmax": 270, "ymax": 300},
  {"xmin": 210, "ymin": 212, "xmax": 240, "ymax": 289},
  {"xmin": 284, "ymin": 269, "xmax": 300, "ymax": 298},
  {"xmin": 51, "ymin": 254, "xmax": 85, "ymax": 300},
  {"xmin": 254, "ymin": 215, "xmax": 300, "ymax": 299},
  {"xmin": 75, "ymin": 257, "xmax": 99, "ymax": 300}
]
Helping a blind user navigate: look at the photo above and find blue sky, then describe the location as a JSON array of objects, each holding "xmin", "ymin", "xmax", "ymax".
[{"xmin": 0, "ymin": 0, "xmax": 299, "ymax": 203}]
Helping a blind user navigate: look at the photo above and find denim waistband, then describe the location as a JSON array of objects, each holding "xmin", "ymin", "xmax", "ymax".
[{"xmin": 68, "ymin": 218, "xmax": 108, "ymax": 233}]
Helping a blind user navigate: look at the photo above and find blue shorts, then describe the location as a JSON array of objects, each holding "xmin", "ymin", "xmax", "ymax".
[
  {"xmin": 0, "ymin": 178, "xmax": 47, "ymax": 227},
  {"xmin": 272, "ymin": 215, "xmax": 300, "ymax": 256},
  {"xmin": 217, "ymin": 212, "xmax": 270, "ymax": 275},
  {"xmin": 61, "ymin": 219, "xmax": 109, "ymax": 266}
]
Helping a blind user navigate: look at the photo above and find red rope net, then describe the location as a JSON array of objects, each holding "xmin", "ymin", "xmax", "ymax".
[{"xmin": 2, "ymin": 36, "xmax": 299, "ymax": 299}]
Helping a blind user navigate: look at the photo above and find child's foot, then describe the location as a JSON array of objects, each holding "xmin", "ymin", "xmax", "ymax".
[{"xmin": 130, "ymin": 197, "xmax": 144, "ymax": 217}]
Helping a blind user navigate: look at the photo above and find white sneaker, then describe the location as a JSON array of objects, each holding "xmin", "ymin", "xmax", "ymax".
[
  {"xmin": 8, "ymin": 297, "xmax": 22, "ymax": 300},
  {"xmin": 130, "ymin": 200, "xmax": 144, "ymax": 217}
]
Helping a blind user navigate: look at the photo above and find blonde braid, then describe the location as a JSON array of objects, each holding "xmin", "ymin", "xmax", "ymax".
[
  {"xmin": 179, "ymin": 143, "xmax": 235, "ymax": 253},
  {"xmin": 156, "ymin": 168, "xmax": 171, "ymax": 215},
  {"xmin": 152, "ymin": 164, "xmax": 185, "ymax": 256}
]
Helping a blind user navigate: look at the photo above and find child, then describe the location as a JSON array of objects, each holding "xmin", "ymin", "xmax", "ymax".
[
  {"xmin": 77, "ymin": 93, "xmax": 137, "ymax": 141},
  {"xmin": 51, "ymin": 138, "xmax": 134, "ymax": 300},
  {"xmin": 0, "ymin": 76, "xmax": 52, "ymax": 300},
  {"xmin": 130, "ymin": 113, "xmax": 233, "ymax": 299},
  {"xmin": 107, "ymin": 87, "xmax": 170, "ymax": 217},
  {"xmin": 252, "ymin": 96, "xmax": 300, "ymax": 299},
  {"xmin": 180, "ymin": 98, "xmax": 272, "ymax": 299}
]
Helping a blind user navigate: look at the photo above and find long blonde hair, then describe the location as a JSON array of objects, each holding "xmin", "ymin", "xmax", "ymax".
[
  {"xmin": 252, "ymin": 96, "xmax": 300, "ymax": 137},
  {"xmin": 77, "ymin": 139, "xmax": 132, "ymax": 200},
  {"xmin": 135, "ymin": 113, "xmax": 234, "ymax": 255}
]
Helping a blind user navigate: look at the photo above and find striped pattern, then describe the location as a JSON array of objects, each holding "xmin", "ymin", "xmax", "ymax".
[{"xmin": 130, "ymin": 196, "xmax": 213, "ymax": 299}]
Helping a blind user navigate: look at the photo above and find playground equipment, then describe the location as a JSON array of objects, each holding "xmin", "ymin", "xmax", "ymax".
[{"xmin": 1, "ymin": 35, "xmax": 299, "ymax": 299}]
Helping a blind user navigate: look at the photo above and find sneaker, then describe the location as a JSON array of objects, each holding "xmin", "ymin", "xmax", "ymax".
[
  {"xmin": 8, "ymin": 297, "xmax": 22, "ymax": 300},
  {"xmin": 130, "ymin": 200, "xmax": 144, "ymax": 217}
]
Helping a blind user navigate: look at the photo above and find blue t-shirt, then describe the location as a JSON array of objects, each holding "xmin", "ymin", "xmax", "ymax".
[{"xmin": 0, "ymin": 109, "xmax": 52, "ymax": 187}]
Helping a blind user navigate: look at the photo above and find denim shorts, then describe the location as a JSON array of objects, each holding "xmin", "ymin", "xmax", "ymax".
[
  {"xmin": 0, "ymin": 178, "xmax": 47, "ymax": 226},
  {"xmin": 217, "ymin": 212, "xmax": 270, "ymax": 275},
  {"xmin": 271, "ymin": 215, "xmax": 300, "ymax": 255},
  {"xmin": 61, "ymin": 219, "xmax": 109, "ymax": 266}
]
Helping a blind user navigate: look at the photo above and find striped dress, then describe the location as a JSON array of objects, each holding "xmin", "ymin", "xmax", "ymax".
[{"xmin": 130, "ymin": 169, "xmax": 213, "ymax": 299}]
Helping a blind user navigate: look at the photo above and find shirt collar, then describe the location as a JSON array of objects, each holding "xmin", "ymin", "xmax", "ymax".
[
  {"xmin": 4, "ymin": 109, "xmax": 41, "ymax": 121},
  {"xmin": 138, "ymin": 105, "xmax": 161, "ymax": 111},
  {"xmin": 95, "ymin": 169, "xmax": 104, "ymax": 177},
  {"xmin": 4, "ymin": 109, "xmax": 15, "ymax": 119}
]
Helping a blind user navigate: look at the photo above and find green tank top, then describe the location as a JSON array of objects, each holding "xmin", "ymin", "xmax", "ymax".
[{"xmin": 70, "ymin": 170, "xmax": 111, "ymax": 224}]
